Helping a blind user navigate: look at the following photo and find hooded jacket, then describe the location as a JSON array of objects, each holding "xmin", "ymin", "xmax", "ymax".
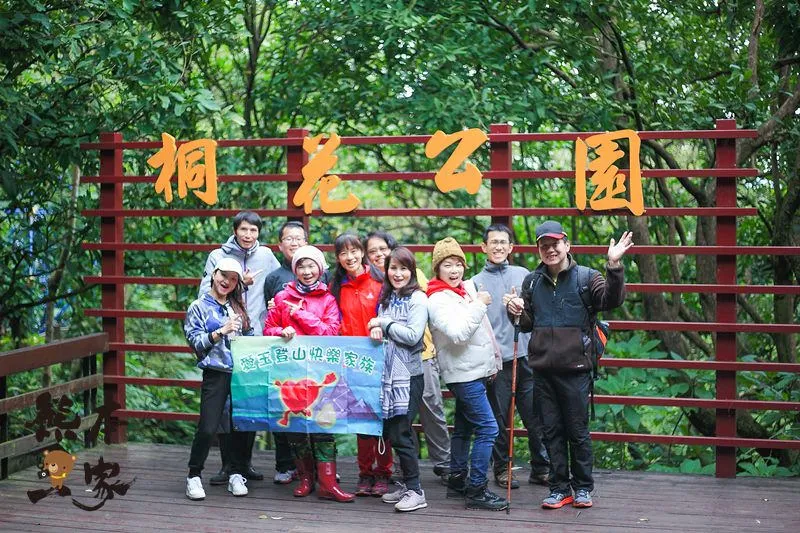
[
  {"xmin": 262, "ymin": 281, "xmax": 340, "ymax": 336},
  {"xmin": 199, "ymin": 235, "xmax": 279, "ymax": 335},
  {"xmin": 428, "ymin": 280, "xmax": 498, "ymax": 384},
  {"xmin": 184, "ymin": 293, "xmax": 240, "ymax": 372},
  {"xmin": 263, "ymin": 257, "xmax": 331, "ymax": 303},
  {"xmin": 471, "ymin": 260, "xmax": 532, "ymax": 362}
]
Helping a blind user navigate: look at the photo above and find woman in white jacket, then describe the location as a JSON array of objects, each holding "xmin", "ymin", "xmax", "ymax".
[{"xmin": 426, "ymin": 237, "xmax": 508, "ymax": 512}]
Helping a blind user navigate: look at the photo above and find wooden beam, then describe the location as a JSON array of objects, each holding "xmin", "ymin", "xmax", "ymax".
[
  {"xmin": 0, "ymin": 375, "xmax": 103, "ymax": 415},
  {"xmin": 0, "ymin": 334, "xmax": 107, "ymax": 377},
  {"xmin": 0, "ymin": 414, "xmax": 98, "ymax": 460}
]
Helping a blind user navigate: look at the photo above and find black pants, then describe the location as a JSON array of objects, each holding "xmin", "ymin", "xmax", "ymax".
[
  {"xmin": 383, "ymin": 374, "xmax": 424, "ymax": 491},
  {"xmin": 188, "ymin": 369, "xmax": 248, "ymax": 478},
  {"xmin": 532, "ymin": 370, "xmax": 593, "ymax": 494},
  {"xmin": 487, "ymin": 356, "xmax": 550, "ymax": 475},
  {"xmin": 219, "ymin": 431, "xmax": 293, "ymax": 472}
]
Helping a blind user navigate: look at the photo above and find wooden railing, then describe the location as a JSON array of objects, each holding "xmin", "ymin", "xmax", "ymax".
[
  {"xmin": 79, "ymin": 120, "xmax": 800, "ymax": 477},
  {"xmin": 0, "ymin": 333, "xmax": 107, "ymax": 479}
]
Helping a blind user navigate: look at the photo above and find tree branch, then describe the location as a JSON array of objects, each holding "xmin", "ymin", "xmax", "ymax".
[
  {"xmin": 737, "ymin": 80, "xmax": 800, "ymax": 166},
  {"xmin": 772, "ymin": 54, "xmax": 800, "ymax": 69},
  {"xmin": 643, "ymin": 139, "xmax": 709, "ymax": 205},
  {"xmin": 746, "ymin": 0, "xmax": 764, "ymax": 98}
]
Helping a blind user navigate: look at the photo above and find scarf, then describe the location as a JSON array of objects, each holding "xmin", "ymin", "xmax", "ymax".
[
  {"xmin": 426, "ymin": 277, "xmax": 467, "ymax": 298},
  {"xmin": 294, "ymin": 280, "xmax": 321, "ymax": 294}
]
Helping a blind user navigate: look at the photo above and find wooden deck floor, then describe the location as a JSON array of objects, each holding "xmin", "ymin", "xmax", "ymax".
[{"xmin": 0, "ymin": 443, "xmax": 798, "ymax": 532}]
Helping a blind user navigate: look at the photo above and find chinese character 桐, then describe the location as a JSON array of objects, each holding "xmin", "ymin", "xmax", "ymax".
[{"xmin": 147, "ymin": 132, "xmax": 218, "ymax": 206}]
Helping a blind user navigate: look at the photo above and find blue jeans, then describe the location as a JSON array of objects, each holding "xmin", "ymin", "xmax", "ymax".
[{"xmin": 447, "ymin": 378, "xmax": 499, "ymax": 488}]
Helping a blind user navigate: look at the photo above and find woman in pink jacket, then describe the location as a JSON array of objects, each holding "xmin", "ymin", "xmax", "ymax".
[{"xmin": 263, "ymin": 245, "xmax": 354, "ymax": 503}]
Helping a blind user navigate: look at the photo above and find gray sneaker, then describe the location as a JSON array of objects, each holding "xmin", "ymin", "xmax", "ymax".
[
  {"xmin": 573, "ymin": 489, "xmax": 593, "ymax": 508},
  {"xmin": 395, "ymin": 489, "xmax": 427, "ymax": 512},
  {"xmin": 381, "ymin": 482, "xmax": 407, "ymax": 504},
  {"xmin": 273, "ymin": 469, "xmax": 296, "ymax": 484}
]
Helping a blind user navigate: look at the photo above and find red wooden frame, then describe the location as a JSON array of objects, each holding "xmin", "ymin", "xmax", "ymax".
[{"xmin": 80, "ymin": 120, "xmax": 800, "ymax": 477}]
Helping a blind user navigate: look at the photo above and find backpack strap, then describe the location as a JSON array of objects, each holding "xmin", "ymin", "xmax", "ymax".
[
  {"xmin": 576, "ymin": 265, "xmax": 595, "ymax": 316},
  {"xmin": 575, "ymin": 265, "xmax": 600, "ymax": 418}
]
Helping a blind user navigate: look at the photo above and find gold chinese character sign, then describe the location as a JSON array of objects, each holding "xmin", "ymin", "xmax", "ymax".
[
  {"xmin": 575, "ymin": 129, "xmax": 644, "ymax": 216},
  {"xmin": 294, "ymin": 133, "xmax": 360, "ymax": 214},
  {"xmin": 147, "ymin": 133, "xmax": 218, "ymax": 205}
]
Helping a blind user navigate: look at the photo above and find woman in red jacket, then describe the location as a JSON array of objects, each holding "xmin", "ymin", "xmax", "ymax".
[
  {"xmin": 263, "ymin": 245, "xmax": 354, "ymax": 503},
  {"xmin": 329, "ymin": 232, "xmax": 393, "ymax": 497}
]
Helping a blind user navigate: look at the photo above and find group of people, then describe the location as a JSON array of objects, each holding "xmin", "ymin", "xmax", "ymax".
[{"xmin": 183, "ymin": 211, "xmax": 633, "ymax": 513}]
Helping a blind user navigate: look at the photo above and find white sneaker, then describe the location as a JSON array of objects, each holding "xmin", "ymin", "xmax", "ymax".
[
  {"xmin": 381, "ymin": 482, "xmax": 407, "ymax": 504},
  {"xmin": 273, "ymin": 469, "xmax": 295, "ymax": 484},
  {"xmin": 227, "ymin": 473, "xmax": 248, "ymax": 497},
  {"xmin": 186, "ymin": 476, "xmax": 205, "ymax": 500},
  {"xmin": 395, "ymin": 489, "xmax": 427, "ymax": 512}
]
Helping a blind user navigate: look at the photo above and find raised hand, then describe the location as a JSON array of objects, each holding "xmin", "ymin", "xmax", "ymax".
[{"xmin": 608, "ymin": 230, "xmax": 634, "ymax": 267}]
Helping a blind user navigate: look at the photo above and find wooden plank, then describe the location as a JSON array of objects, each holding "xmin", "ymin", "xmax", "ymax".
[
  {"xmin": 1, "ymin": 443, "xmax": 798, "ymax": 532},
  {"xmin": 0, "ymin": 334, "xmax": 107, "ymax": 377},
  {"xmin": 0, "ymin": 375, "xmax": 103, "ymax": 415},
  {"xmin": 0, "ymin": 413, "xmax": 98, "ymax": 460}
]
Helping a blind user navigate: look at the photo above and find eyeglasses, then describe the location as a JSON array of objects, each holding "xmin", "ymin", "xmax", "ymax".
[
  {"xmin": 281, "ymin": 236, "xmax": 306, "ymax": 244},
  {"xmin": 487, "ymin": 240, "xmax": 510, "ymax": 247}
]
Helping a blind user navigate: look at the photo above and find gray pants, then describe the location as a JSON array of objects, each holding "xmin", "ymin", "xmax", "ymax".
[
  {"xmin": 415, "ymin": 357, "xmax": 451, "ymax": 468},
  {"xmin": 488, "ymin": 356, "xmax": 550, "ymax": 475}
]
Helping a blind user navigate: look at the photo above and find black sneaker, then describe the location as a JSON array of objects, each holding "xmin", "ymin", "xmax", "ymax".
[
  {"xmin": 465, "ymin": 483, "xmax": 509, "ymax": 511},
  {"xmin": 528, "ymin": 471, "xmax": 550, "ymax": 486},
  {"xmin": 494, "ymin": 469, "xmax": 519, "ymax": 489},
  {"xmin": 209, "ymin": 466, "xmax": 230, "ymax": 486},
  {"xmin": 433, "ymin": 464, "xmax": 450, "ymax": 477},
  {"xmin": 244, "ymin": 464, "xmax": 264, "ymax": 481},
  {"xmin": 446, "ymin": 471, "xmax": 467, "ymax": 498}
]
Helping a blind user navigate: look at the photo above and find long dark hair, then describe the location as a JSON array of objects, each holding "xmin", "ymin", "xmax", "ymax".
[
  {"xmin": 212, "ymin": 269, "xmax": 251, "ymax": 333},
  {"xmin": 378, "ymin": 247, "xmax": 421, "ymax": 308},
  {"xmin": 329, "ymin": 232, "xmax": 383, "ymax": 302}
]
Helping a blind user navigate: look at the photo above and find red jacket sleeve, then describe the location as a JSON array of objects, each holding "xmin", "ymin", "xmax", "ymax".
[{"xmin": 263, "ymin": 294, "xmax": 288, "ymax": 336}]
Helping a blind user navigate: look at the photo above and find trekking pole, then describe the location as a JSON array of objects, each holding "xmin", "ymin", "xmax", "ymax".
[{"xmin": 506, "ymin": 316, "xmax": 520, "ymax": 514}]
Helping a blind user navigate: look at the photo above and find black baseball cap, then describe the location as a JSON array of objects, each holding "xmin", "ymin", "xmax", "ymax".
[{"xmin": 535, "ymin": 220, "xmax": 567, "ymax": 241}]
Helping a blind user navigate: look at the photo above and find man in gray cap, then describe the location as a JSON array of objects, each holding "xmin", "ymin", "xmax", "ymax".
[{"xmin": 507, "ymin": 220, "xmax": 633, "ymax": 510}]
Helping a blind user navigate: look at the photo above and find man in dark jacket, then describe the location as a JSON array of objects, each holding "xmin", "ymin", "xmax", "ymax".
[{"xmin": 507, "ymin": 220, "xmax": 633, "ymax": 510}]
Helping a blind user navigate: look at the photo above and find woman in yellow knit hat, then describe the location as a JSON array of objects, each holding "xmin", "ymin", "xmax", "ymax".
[{"xmin": 426, "ymin": 237, "xmax": 508, "ymax": 511}]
